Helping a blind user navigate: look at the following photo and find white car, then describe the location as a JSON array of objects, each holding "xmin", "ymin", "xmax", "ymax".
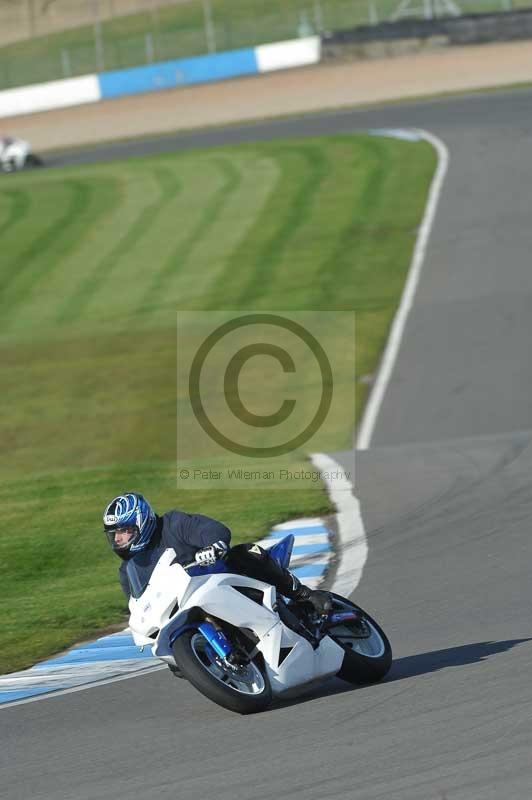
[{"xmin": 0, "ymin": 136, "xmax": 42, "ymax": 172}]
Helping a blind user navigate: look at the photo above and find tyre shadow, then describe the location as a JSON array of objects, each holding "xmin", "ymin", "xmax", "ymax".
[
  {"xmin": 269, "ymin": 638, "xmax": 532, "ymax": 711},
  {"xmin": 387, "ymin": 638, "xmax": 532, "ymax": 681}
]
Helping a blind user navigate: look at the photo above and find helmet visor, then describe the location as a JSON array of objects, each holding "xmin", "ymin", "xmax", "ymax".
[{"xmin": 106, "ymin": 525, "xmax": 140, "ymax": 553}]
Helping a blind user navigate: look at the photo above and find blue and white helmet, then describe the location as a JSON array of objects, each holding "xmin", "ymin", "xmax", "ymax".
[{"xmin": 103, "ymin": 493, "xmax": 157, "ymax": 554}]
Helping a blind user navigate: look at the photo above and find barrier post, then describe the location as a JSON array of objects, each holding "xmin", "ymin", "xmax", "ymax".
[
  {"xmin": 314, "ymin": 0, "xmax": 324, "ymax": 32},
  {"xmin": 92, "ymin": 0, "xmax": 105, "ymax": 71},
  {"xmin": 26, "ymin": 0, "xmax": 37, "ymax": 38},
  {"xmin": 61, "ymin": 49, "xmax": 72, "ymax": 78},
  {"xmin": 145, "ymin": 32, "xmax": 155, "ymax": 63},
  {"xmin": 202, "ymin": 0, "xmax": 217, "ymax": 53}
]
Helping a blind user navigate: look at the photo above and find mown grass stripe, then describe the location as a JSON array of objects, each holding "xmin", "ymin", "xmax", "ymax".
[
  {"xmin": 0, "ymin": 182, "xmax": 70, "ymax": 291},
  {"xmin": 317, "ymin": 135, "xmax": 390, "ymax": 308},
  {"xmin": 81, "ymin": 160, "xmax": 228, "ymax": 323},
  {"xmin": 57, "ymin": 165, "xmax": 181, "ymax": 324},
  {"xmin": 130, "ymin": 153, "xmax": 281, "ymax": 315},
  {"xmin": 0, "ymin": 177, "xmax": 119, "ymax": 330},
  {"xmin": 238, "ymin": 145, "xmax": 329, "ymax": 306},
  {"xmin": 140, "ymin": 157, "xmax": 241, "ymax": 310},
  {"xmin": 21, "ymin": 164, "xmax": 159, "ymax": 331},
  {"xmin": 206, "ymin": 144, "xmax": 328, "ymax": 309},
  {"xmin": 0, "ymin": 188, "xmax": 31, "ymax": 241}
]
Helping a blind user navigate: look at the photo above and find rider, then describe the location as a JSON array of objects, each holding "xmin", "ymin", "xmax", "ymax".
[{"xmin": 103, "ymin": 492, "xmax": 331, "ymax": 613}]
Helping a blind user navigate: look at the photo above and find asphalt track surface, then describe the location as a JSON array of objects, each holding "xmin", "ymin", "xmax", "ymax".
[{"xmin": 4, "ymin": 88, "xmax": 532, "ymax": 799}]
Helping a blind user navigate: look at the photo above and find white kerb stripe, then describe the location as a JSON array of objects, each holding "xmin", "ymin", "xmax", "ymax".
[
  {"xmin": 273, "ymin": 518, "xmax": 324, "ymax": 530},
  {"xmin": 356, "ymin": 129, "xmax": 449, "ymax": 450},
  {"xmin": 259, "ymin": 534, "xmax": 329, "ymax": 547}
]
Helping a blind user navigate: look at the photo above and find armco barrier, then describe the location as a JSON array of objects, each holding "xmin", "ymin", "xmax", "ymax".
[{"xmin": 0, "ymin": 36, "xmax": 321, "ymax": 120}]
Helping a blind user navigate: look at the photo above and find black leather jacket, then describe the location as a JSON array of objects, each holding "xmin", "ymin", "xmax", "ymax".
[{"xmin": 118, "ymin": 510, "xmax": 231, "ymax": 598}]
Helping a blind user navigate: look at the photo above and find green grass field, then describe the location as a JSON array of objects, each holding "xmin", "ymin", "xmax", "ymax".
[
  {"xmin": 0, "ymin": 0, "xmax": 525, "ymax": 89},
  {"xmin": 0, "ymin": 134, "xmax": 435, "ymax": 673}
]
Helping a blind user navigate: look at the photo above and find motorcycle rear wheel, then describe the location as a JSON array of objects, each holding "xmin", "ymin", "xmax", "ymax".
[
  {"xmin": 172, "ymin": 629, "xmax": 272, "ymax": 714},
  {"xmin": 327, "ymin": 593, "xmax": 392, "ymax": 684},
  {"xmin": 25, "ymin": 154, "xmax": 43, "ymax": 168}
]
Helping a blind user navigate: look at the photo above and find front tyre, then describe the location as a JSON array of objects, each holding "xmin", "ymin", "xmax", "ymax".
[
  {"xmin": 172, "ymin": 629, "xmax": 272, "ymax": 714},
  {"xmin": 327, "ymin": 593, "xmax": 392, "ymax": 685}
]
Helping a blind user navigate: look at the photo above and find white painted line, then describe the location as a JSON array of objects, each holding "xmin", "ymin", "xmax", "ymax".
[
  {"xmin": 311, "ymin": 452, "xmax": 368, "ymax": 596},
  {"xmin": 356, "ymin": 129, "xmax": 450, "ymax": 450},
  {"xmin": 0, "ymin": 664, "xmax": 167, "ymax": 711},
  {"xmin": 0, "ymin": 658, "xmax": 158, "ymax": 690}
]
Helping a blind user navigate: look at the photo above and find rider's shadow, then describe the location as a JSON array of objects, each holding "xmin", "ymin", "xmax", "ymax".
[
  {"xmin": 271, "ymin": 638, "xmax": 532, "ymax": 709},
  {"xmin": 387, "ymin": 638, "xmax": 532, "ymax": 681}
]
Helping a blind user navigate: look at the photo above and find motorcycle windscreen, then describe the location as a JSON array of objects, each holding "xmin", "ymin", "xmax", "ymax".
[
  {"xmin": 268, "ymin": 534, "xmax": 294, "ymax": 569},
  {"xmin": 126, "ymin": 544, "xmax": 166, "ymax": 599}
]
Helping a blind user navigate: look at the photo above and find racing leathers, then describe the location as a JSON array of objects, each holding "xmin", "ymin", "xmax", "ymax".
[{"xmin": 118, "ymin": 509, "xmax": 329, "ymax": 612}]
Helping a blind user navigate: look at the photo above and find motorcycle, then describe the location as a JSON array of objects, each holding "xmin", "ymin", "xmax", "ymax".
[
  {"xmin": 0, "ymin": 136, "xmax": 43, "ymax": 173},
  {"xmin": 127, "ymin": 535, "xmax": 392, "ymax": 714}
]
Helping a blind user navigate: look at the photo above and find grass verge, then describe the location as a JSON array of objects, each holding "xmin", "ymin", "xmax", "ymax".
[{"xmin": 0, "ymin": 133, "xmax": 435, "ymax": 673}]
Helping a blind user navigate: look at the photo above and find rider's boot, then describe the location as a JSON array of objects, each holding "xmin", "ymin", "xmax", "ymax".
[
  {"xmin": 227, "ymin": 543, "xmax": 332, "ymax": 615},
  {"xmin": 284, "ymin": 573, "xmax": 333, "ymax": 616}
]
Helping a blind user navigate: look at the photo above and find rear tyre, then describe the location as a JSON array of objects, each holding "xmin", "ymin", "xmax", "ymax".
[
  {"xmin": 327, "ymin": 593, "xmax": 392, "ymax": 685},
  {"xmin": 25, "ymin": 154, "xmax": 43, "ymax": 168},
  {"xmin": 172, "ymin": 629, "xmax": 272, "ymax": 714}
]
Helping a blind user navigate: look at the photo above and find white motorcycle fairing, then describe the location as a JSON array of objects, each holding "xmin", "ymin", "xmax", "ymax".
[
  {"xmin": 0, "ymin": 137, "xmax": 31, "ymax": 171},
  {"xmin": 128, "ymin": 548, "xmax": 345, "ymax": 697}
]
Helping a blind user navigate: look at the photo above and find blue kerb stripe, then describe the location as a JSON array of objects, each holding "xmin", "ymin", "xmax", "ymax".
[
  {"xmin": 98, "ymin": 47, "xmax": 258, "ymax": 99},
  {"xmin": 0, "ymin": 686, "xmax": 68, "ymax": 703},
  {"xmin": 80, "ymin": 634, "xmax": 136, "ymax": 650},
  {"xmin": 34, "ymin": 645, "xmax": 154, "ymax": 667},
  {"xmin": 292, "ymin": 564, "xmax": 328, "ymax": 578},
  {"xmin": 268, "ymin": 525, "xmax": 328, "ymax": 537},
  {"xmin": 292, "ymin": 543, "xmax": 330, "ymax": 556}
]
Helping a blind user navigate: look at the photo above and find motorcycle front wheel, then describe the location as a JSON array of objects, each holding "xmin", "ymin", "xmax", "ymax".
[
  {"xmin": 327, "ymin": 593, "xmax": 392, "ymax": 684},
  {"xmin": 172, "ymin": 629, "xmax": 272, "ymax": 714}
]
